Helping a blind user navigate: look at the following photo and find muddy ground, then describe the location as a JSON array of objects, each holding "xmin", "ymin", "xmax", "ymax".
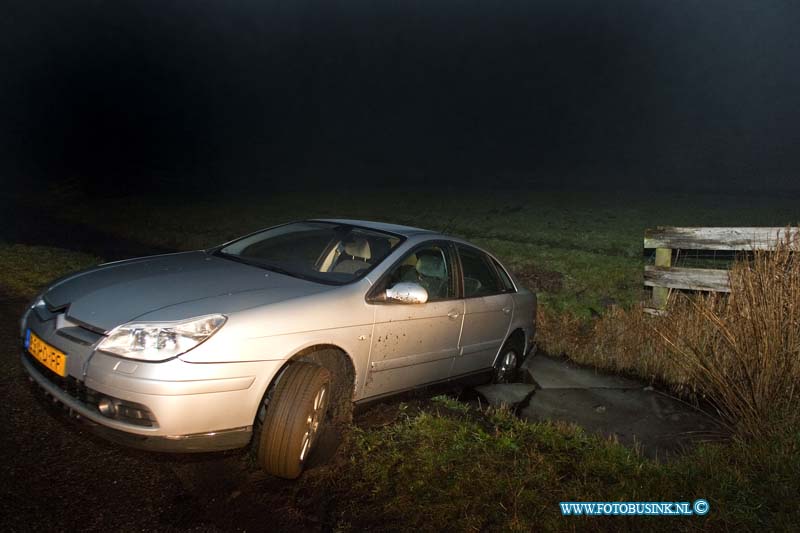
[
  {"xmin": 1, "ymin": 285, "xmax": 308, "ymax": 531},
  {"xmin": 0, "ymin": 212, "xmax": 314, "ymax": 531}
]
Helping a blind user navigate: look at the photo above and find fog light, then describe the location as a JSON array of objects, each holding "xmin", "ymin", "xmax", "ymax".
[{"xmin": 97, "ymin": 397, "xmax": 117, "ymax": 417}]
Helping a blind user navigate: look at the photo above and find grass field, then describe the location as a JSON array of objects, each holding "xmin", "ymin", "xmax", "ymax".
[
  {"xmin": 7, "ymin": 188, "xmax": 799, "ymax": 387},
  {"xmin": 0, "ymin": 243, "xmax": 99, "ymax": 299},
  {"xmin": 5, "ymin": 187, "xmax": 800, "ymax": 387},
  {"xmin": 40, "ymin": 189, "xmax": 800, "ymax": 387},
  {"xmin": 50, "ymin": 189, "xmax": 800, "ymax": 318}
]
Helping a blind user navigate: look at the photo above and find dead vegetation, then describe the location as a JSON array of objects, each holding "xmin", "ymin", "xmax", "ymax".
[
  {"xmin": 655, "ymin": 235, "xmax": 800, "ymax": 437},
  {"xmin": 538, "ymin": 230, "xmax": 800, "ymax": 438}
]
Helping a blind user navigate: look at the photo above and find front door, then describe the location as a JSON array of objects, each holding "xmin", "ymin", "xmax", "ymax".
[{"xmin": 363, "ymin": 243, "xmax": 464, "ymax": 398}]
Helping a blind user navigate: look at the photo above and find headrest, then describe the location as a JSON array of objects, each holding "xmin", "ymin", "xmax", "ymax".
[
  {"xmin": 416, "ymin": 253, "xmax": 445, "ymax": 278},
  {"xmin": 344, "ymin": 238, "xmax": 371, "ymax": 259}
]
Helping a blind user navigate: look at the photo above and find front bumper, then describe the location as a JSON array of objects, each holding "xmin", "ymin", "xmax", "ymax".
[
  {"xmin": 22, "ymin": 352, "xmax": 255, "ymax": 452},
  {"xmin": 21, "ymin": 310, "xmax": 283, "ymax": 452}
]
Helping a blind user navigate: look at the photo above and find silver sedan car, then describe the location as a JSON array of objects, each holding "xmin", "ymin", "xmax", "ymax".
[{"xmin": 21, "ymin": 219, "xmax": 536, "ymax": 478}]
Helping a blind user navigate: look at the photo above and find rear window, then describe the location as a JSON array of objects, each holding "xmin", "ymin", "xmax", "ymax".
[
  {"xmin": 458, "ymin": 246, "xmax": 504, "ymax": 297},
  {"xmin": 492, "ymin": 258, "xmax": 516, "ymax": 292}
]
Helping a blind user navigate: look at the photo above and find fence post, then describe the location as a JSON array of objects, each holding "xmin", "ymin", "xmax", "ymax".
[{"xmin": 652, "ymin": 247, "xmax": 672, "ymax": 309}]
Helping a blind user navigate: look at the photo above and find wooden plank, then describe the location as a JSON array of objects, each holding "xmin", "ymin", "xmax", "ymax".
[
  {"xmin": 644, "ymin": 266, "xmax": 731, "ymax": 293},
  {"xmin": 652, "ymin": 247, "xmax": 672, "ymax": 309},
  {"xmin": 644, "ymin": 227, "xmax": 797, "ymax": 251}
]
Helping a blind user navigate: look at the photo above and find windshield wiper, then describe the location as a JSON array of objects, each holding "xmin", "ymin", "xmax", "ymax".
[
  {"xmin": 213, "ymin": 250, "xmax": 271, "ymax": 270},
  {"xmin": 213, "ymin": 251, "xmax": 316, "ymax": 282},
  {"xmin": 256, "ymin": 262, "xmax": 297, "ymax": 278}
]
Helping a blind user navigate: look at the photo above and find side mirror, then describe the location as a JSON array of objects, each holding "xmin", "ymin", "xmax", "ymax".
[{"xmin": 385, "ymin": 282, "xmax": 428, "ymax": 304}]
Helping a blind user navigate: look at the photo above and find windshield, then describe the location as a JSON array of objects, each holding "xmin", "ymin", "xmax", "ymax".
[{"xmin": 215, "ymin": 221, "xmax": 403, "ymax": 285}]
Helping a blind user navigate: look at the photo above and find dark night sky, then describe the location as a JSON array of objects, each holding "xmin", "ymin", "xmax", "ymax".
[{"xmin": 2, "ymin": 0, "xmax": 800, "ymax": 196}]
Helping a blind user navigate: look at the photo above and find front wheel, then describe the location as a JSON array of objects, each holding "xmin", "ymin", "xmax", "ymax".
[{"xmin": 255, "ymin": 362, "xmax": 331, "ymax": 479}]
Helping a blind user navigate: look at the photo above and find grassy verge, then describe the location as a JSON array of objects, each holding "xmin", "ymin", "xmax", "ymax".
[{"xmin": 311, "ymin": 396, "xmax": 799, "ymax": 531}]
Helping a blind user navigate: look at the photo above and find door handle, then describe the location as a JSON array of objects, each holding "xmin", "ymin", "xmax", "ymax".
[
  {"xmin": 502, "ymin": 307, "xmax": 512, "ymax": 314},
  {"xmin": 447, "ymin": 311, "xmax": 460, "ymax": 320}
]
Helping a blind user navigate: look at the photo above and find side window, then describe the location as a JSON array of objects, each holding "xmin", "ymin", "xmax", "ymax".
[
  {"xmin": 492, "ymin": 258, "xmax": 516, "ymax": 292},
  {"xmin": 458, "ymin": 246, "xmax": 503, "ymax": 298},
  {"xmin": 383, "ymin": 244, "xmax": 455, "ymax": 301}
]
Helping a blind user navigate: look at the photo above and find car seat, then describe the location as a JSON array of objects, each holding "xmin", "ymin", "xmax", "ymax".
[
  {"xmin": 414, "ymin": 252, "xmax": 447, "ymax": 299},
  {"xmin": 332, "ymin": 238, "xmax": 371, "ymax": 274}
]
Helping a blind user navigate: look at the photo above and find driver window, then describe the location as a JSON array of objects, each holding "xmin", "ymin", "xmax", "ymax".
[{"xmin": 385, "ymin": 245, "xmax": 455, "ymax": 301}]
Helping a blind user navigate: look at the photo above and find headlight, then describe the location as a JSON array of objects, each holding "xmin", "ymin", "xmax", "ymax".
[
  {"xmin": 20, "ymin": 295, "xmax": 46, "ymax": 338},
  {"xmin": 97, "ymin": 314, "xmax": 227, "ymax": 362},
  {"xmin": 20, "ymin": 308, "xmax": 32, "ymax": 339}
]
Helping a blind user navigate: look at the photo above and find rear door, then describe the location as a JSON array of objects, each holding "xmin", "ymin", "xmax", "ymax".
[{"xmin": 451, "ymin": 245, "xmax": 514, "ymax": 376}]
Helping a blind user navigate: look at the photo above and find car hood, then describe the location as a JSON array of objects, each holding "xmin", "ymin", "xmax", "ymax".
[{"xmin": 45, "ymin": 251, "xmax": 330, "ymax": 332}]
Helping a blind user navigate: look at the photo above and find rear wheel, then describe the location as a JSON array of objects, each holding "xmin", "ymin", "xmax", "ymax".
[
  {"xmin": 255, "ymin": 362, "xmax": 331, "ymax": 479},
  {"xmin": 492, "ymin": 340, "xmax": 522, "ymax": 383}
]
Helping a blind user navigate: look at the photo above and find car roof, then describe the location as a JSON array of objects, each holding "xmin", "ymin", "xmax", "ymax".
[
  {"xmin": 309, "ymin": 218, "xmax": 439, "ymax": 237},
  {"xmin": 306, "ymin": 219, "xmax": 511, "ymax": 271}
]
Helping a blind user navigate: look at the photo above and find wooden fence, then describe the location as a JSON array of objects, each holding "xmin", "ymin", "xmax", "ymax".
[{"xmin": 643, "ymin": 227, "xmax": 797, "ymax": 310}]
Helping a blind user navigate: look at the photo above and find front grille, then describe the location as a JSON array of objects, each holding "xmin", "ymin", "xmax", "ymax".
[
  {"xmin": 64, "ymin": 313, "xmax": 107, "ymax": 335},
  {"xmin": 56, "ymin": 326, "xmax": 102, "ymax": 346},
  {"xmin": 23, "ymin": 351, "xmax": 157, "ymax": 427},
  {"xmin": 33, "ymin": 299, "xmax": 106, "ymax": 338}
]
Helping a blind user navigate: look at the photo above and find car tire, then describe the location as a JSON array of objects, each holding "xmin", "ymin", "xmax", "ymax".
[
  {"xmin": 255, "ymin": 362, "xmax": 331, "ymax": 479},
  {"xmin": 491, "ymin": 339, "xmax": 523, "ymax": 384}
]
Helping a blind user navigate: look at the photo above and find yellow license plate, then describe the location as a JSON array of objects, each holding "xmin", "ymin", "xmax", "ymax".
[{"xmin": 26, "ymin": 330, "xmax": 67, "ymax": 377}]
